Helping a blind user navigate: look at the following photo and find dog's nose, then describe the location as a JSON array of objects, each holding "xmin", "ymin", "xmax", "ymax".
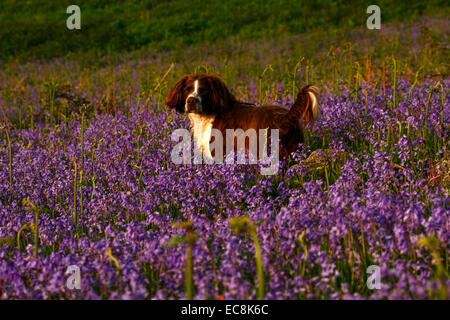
[{"xmin": 186, "ymin": 97, "xmax": 198, "ymax": 112}]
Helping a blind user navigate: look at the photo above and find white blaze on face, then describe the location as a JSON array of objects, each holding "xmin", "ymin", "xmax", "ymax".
[
  {"xmin": 193, "ymin": 79, "xmax": 198, "ymax": 93},
  {"xmin": 185, "ymin": 80, "xmax": 203, "ymax": 112}
]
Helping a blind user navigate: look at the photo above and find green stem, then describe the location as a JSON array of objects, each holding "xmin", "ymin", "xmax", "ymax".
[
  {"xmin": 299, "ymin": 230, "xmax": 308, "ymax": 276},
  {"xmin": 185, "ymin": 240, "xmax": 194, "ymax": 300},
  {"xmin": 355, "ymin": 62, "xmax": 360, "ymax": 104},
  {"xmin": 392, "ymin": 56, "xmax": 397, "ymax": 109},
  {"xmin": 29, "ymin": 104, "xmax": 34, "ymax": 129},
  {"xmin": 423, "ymin": 87, "xmax": 434, "ymax": 141},
  {"xmin": 34, "ymin": 207, "xmax": 39, "ymax": 258},
  {"xmin": 230, "ymin": 217, "xmax": 265, "ymax": 299},
  {"xmin": 292, "ymin": 60, "xmax": 302, "ymax": 99},
  {"xmin": 91, "ymin": 176, "xmax": 96, "ymax": 202},
  {"xmin": 137, "ymin": 127, "xmax": 142, "ymax": 164},
  {"xmin": 5, "ymin": 127, "xmax": 13, "ymax": 191},
  {"xmin": 71, "ymin": 158, "xmax": 78, "ymax": 238},
  {"xmin": 17, "ymin": 224, "xmax": 28, "ymax": 251},
  {"xmin": 80, "ymin": 112, "xmax": 85, "ymax": 175},
  {"xmin": 49, "ymin": 83, "xmax": 55, "ymax": 126},
  {"xmin": 251, "ymin": 229, "xmax": 265, "ymax": 300},
  {"xmin": 408, "ymin": 67, "xmax": 423, "ymax": 102},
  {"xmin": 91, "ymin": 143, "xmax": 96, "ymax": 181},
  {"xmin": 79, "ymin": 169, "xmax": 83, "ymax": 224},
  {"xmin": 365, "ymin": 89, "xmax": 368, "ymax": 116},
  {"xmin": 305, "ymin": 60, "xmax": 309, "ymax": 85}
]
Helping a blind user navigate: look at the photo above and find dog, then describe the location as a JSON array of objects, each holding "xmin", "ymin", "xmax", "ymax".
[{"xmin": 165, "ymin": 74, "xmax": 320, "ymax": 160}]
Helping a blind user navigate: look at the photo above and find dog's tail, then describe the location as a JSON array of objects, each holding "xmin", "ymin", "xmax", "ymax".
[{"xmin": 286, "ymin": 85, "xmax": 320, "ymax": 126}]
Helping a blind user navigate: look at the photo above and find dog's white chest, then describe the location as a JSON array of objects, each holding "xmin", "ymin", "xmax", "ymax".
[{"xmin": 188, "ymin": 113, "xmax": 216, "ymax": 159}]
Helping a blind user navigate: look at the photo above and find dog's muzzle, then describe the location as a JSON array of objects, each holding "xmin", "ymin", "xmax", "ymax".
[{"xmin": 185, "ymin": 96, "xmax": 202, "ymax": 113}]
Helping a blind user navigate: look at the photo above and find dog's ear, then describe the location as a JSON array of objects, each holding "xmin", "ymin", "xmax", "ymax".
[
  {"xmin": 165, "ymin": 76, "xmax": 189, "ymax": 113},
  {"xmin": 204, "ymin": 75, "xmax": 236, "ymax": 114}
]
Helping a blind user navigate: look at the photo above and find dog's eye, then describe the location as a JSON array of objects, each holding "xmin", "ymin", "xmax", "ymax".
[
  {"xmin": 185, "ymin": 86, "xmax": 193, "ymax": 92},
  {"xmin": 198, "ymin": 88, "xmax": 205, "ymax": 94}
]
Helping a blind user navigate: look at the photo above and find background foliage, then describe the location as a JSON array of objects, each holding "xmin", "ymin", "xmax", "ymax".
[{"xmin": 0, "ymin": 0, "xmax": 447, "ymax": 61}]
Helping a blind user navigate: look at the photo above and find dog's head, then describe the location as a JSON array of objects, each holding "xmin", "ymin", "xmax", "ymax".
[{"xmin": 165, "ymin": 74, "xmax": 236, "ymax": 114}]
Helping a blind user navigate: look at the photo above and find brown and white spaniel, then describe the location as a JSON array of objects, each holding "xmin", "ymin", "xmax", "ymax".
[{"xmin": 165, "ymin": 74, "xmax": 320, "ymax": 160}]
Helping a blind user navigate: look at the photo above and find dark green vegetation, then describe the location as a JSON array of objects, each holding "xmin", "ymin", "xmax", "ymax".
[{"xmin": 0, "ymin": 0, "xmax": 448, "ymax": 62}]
